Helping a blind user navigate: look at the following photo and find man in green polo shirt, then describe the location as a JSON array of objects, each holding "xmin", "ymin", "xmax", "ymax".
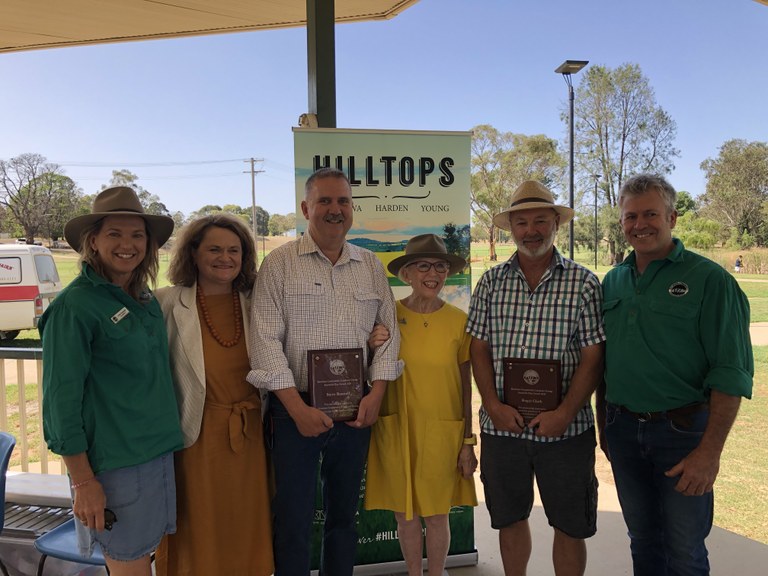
[{"xmin": 599, "ymin": 173, "xmax": 753, "ymax": 576}]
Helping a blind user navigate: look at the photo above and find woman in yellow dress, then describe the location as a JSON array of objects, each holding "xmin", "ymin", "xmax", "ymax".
[
  {"xmin": 365, "ymin": 233, "xmax": 477, "ymax": 576},
  {"xmin": 154, "ymin": 214, "xmax": 273, "ymax": 576}
]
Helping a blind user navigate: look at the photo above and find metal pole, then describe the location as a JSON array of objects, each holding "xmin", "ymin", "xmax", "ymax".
[
  {"xmin": 594, "ymin": 176, "xmax": 599, "ymax": 269},
  {"xmin": 568, "ymin": 82, "xmax": 575, "ymax": 260}
]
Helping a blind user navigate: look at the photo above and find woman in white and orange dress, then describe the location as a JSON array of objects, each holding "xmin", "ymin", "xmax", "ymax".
[
  {"xmin": 154, "ymin": 213, "xmax": 273, "ymax": 576},
  {"xmin": 365, "ymin": 233, "xmax": 477, "ymax": 576}
]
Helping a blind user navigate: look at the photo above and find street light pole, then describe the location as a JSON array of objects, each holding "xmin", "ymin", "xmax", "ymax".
[
  {"xmin": 593, "ymin": 174, "xmax": 601, "ymax": 269},
  {"xmin": 555, "ymin": 60, "xmax": 588, "ymax": 260}
]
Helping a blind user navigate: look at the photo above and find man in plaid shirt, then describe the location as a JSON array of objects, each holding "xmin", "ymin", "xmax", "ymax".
[{"xmin": 467, "ymin": 180, "xmax": 605, "ymax": 576}]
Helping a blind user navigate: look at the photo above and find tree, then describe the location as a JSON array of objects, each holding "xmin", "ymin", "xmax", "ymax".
[
  {"xmin": 699, "ymin": 139, "xmax": 768, "ymax": 246},
  {"xmin": 186, "ymin": 203, "xmax": 270, "ymax": 236},
  {"xmin": 675, "ymin": 212, "xmax": 722, "ymax": 249},
  {"xmin": 38, "ymin": 174, "xmax": 84, "ymax": 241},
  {"xmin": 254, "ymin": 206, "xmax": 270, "ymax": 237},
  {"xmin": 269, "ymin": 212, "xmax": 296, "ymax": 236},
  {"xmin": 442, "ymin": 222, "xmax": 470, "ymax": 270},
  {"xmin": 675, "ymin": 190, "xmax": 697, "ymax": 216},
  {"xmin": 171, "ymin": 211, "xmax": 185, "ymax": 231},
  {"xmin": 0, "ymin": 153, "xmax": 84, "ymax": 242},
  {"xmin": 572, "ymin": 63, "xmax": 679, "ymax": 262},
  {"xmin": 471, "ymin": 125, "xmax": 565, "ymax": 260},
  {"xmin": 188, "ymin": 204, "xmax": 223, "ymax": 221},
  {"xmin": 105, "ymin": 169, "xmax": 170, "ymax": 216}
]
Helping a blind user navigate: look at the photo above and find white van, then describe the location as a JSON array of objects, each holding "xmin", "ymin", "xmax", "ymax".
[{"xmin": 0, "ymin": 244, "xmax": 63, "ymax": 341}]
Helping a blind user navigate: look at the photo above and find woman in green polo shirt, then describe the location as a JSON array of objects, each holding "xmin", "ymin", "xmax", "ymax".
[{"xmin": 40, "ymin": 186, "xmax": 183, "ymax": 576}]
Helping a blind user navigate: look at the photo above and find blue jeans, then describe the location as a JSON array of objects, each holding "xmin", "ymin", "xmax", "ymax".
[
  {"xmin": 605, "ymin": 403, "xmax": 713, "ymax": 576},
  {"xmin": 269, "ymin": 393, "xmax": 370, "ymax": 576}
]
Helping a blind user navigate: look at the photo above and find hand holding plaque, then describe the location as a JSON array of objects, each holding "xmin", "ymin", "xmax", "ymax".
[
  {"xmin": 307, "ymin": 348, "xmax": 365, "ymax": 422},
  {"xmin": 502, "ymin": 358, "xmax": 562, "ymax": 425}
]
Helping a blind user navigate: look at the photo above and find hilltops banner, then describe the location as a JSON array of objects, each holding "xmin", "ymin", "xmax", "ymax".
[
  {"xmin": 293, "ymin": 127, "xmax": 471, "ymax": 307},
  {"xmin": 293, "ymin": 128, "xmax": 476, "ymax": 572}
]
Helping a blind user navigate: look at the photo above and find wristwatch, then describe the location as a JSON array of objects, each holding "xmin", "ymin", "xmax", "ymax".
[{"xmin": 463, "ymin": 433, "xmax": 477, "ymax": 446}]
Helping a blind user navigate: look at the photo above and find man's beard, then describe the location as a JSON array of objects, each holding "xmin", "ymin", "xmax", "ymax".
[{"xmin": 515, "ymin": 227, "xmax": 557, "ymax": 259}]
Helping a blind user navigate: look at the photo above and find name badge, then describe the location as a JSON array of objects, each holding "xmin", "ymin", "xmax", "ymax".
[{"xmin": 111, "ymin": 307, "xmax": 130, "ymax": 324}]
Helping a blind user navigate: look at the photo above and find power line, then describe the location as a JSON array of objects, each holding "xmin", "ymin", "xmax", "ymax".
[{"xmin": 54, "ymin": 159, "xmax": 246, "ymax": 167}]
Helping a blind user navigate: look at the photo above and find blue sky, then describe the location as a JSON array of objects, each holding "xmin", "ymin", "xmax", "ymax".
[{"xmin": 1, "ymin": 0, "xmax": 767, "ymax": 219}]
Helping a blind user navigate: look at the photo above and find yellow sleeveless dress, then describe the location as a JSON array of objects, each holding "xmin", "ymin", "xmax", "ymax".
[{"xmin": 365, "ymin": 300, "xmax": 477, "ymax": 519}]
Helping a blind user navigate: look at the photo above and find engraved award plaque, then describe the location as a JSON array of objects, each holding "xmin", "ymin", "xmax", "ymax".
[
  {"xmin": 502, "ymin": 358, "xmax": 562, "ymax": 424},
  {"xmin": 307, "ymin": 348, "xmax": 365, "ymax": 421}
]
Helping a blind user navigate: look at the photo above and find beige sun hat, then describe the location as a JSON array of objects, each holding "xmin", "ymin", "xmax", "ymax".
[
  {"xmin": 492, "ymin": 180, "xmax": 574, "ymax": 232},
  {"xmin": 64, "ymin": 186, "xmax": 175, "ymax": 251},
  {"xmin": 387, "ymin": 234, "xmax": 466, "ymax": 276}
]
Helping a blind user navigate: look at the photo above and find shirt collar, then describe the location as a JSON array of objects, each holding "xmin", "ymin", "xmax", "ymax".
[
  {"xmin": 298, "ymin": 232, "xmax": 363, "ymax": 264},
  {"xmin": 621, "ymin": 238, "xmax": 685, "ymax": 270},
  {"xmin": 505, "ymin": 247, "xmax": 566, "ymax": 273},
  {"xmin": 81, "ymin": 262, "xmax": 110, "ymax": 286},
  {"xmin": 81, "ymin": 263, "xmax": 157, "ymax": 308}
]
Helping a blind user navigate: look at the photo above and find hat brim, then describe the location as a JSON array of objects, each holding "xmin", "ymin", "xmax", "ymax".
[
  {"xmin": 387, "ymin": 252, "xmax": 467, "ymax": 276},
  {"xmin": 64, "ymin": 211, "xmax": 175, "ymax": 252},
  {"xmin": 492, "ymin": 203, "xmax": 574, "ymax": 232}
]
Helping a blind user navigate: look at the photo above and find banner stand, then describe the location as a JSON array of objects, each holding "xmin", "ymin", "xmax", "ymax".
[{"xmin": 310, "ymin": 551, "xmax": 479, "ymax": 576}]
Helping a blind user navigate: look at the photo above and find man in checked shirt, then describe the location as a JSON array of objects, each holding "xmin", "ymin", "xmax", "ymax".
[
  {"xmin": 467, "ymin": 180, "xmax": 605, "ymax": 576},
  {"xmin": 248, "ymin": 167, "xmax": 402, "ymax": 576}
]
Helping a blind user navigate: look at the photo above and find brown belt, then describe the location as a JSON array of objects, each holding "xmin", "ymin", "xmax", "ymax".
[{"xmin": 616, "ymin": 402, "xmax": 709, "ymax": 422}]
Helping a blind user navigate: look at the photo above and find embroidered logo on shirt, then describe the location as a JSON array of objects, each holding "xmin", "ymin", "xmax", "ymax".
[
  {"xmin": 111, "ymin": 307, "xmax": 130, "ymax": 324},
  {"xmin": 399, "ymin": 317, "xmax": 407, "ymax": 324},
  {"xmin": 668, "ymin": 282, "xmax": 689, "ymax": 297}
]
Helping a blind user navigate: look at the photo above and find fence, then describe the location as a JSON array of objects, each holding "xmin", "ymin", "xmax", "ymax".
[{"xmin": 0, "ymin": 347, "xmax": 63, "ymax": 474}]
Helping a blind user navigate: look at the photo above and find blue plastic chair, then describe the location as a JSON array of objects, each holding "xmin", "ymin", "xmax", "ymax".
[
  {"xmin": 0, "ymin": 431, "xmax": 17, "ymax": 576},
  {"xmin": 34, "ymin": 517, "xmax": 108, "ymax": 576}
]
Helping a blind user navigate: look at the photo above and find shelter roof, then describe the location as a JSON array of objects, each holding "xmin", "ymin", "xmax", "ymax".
[{"xmin": 0, "ymin": 1, "xmax": 419, "ymax": 53}]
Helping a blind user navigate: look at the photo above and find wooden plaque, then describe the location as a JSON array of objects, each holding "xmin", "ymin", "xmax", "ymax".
[
  {"xmin": 307, "ymin": 348, "xmax": 365, "ymax": 422},
  {"xmin": 502, "ymin": 358, "xmax": 562, "ymax": 424}
]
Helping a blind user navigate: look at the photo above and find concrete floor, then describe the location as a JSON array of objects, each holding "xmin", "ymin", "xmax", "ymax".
[{"xmin": 445, "ymin": 480, "xmax": 768, "ymax": 576}]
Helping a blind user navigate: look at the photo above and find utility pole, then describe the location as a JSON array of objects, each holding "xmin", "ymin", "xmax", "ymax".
[{"xmin": 243, "ymin": 158, "xmax": 265, "ymax": 254}]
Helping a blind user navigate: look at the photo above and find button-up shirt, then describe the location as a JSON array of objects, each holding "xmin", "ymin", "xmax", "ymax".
[
  {"xmin": 467, "ymin": 249, "xmax": 605, "ymax": 441},
  {"xmin": 603, "ymin": 239, "xmax": 753, "ymax": 411},
  {"xmin": 248, "ymin": 233, "xmax": 402, "ymax": 392},
  {"xmin": 40, "ymin": 264, "xmax": 183, "ymax": 473}
]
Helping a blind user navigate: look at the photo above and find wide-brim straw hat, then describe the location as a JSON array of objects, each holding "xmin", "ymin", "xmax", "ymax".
[
  {"xmin": 492, "ymin": 180, "xmax": 574, "ymax": 232},
  {"xmin": 64, "ymin": 186, "xmax": 174, "ymax": 251},
  {"xmin": 387, "ymin": 234, "xmax": 466, "ymax": 276}
]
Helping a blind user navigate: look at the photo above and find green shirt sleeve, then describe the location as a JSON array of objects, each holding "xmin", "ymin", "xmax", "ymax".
[
  {"xmin": 41, "ymin": 291, "xmax": 93, "ymax": 456},
  {"xmin": 700, "ymin": 270, "xmax": 753, "ymax": 399}
]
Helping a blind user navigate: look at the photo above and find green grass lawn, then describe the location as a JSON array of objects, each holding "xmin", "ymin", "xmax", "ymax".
[
  {"xmin": 715, "ymin": 346, "xmax": 768, "ymax": 542},
  {"xmin": 734, "ymin": 279, "xmax": 768, "ymax": 323}
]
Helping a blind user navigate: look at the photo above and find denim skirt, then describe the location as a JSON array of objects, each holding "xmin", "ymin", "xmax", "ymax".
[{"xmin": 75, "ymin": 452, "xmax": 177, "ymax": 561}]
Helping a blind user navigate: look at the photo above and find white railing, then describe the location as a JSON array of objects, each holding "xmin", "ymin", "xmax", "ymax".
[{"xmin": 0, "ymin": 348, "xmax": 64, "ymax": 474}]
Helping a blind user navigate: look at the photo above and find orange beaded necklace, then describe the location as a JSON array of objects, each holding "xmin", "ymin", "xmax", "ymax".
[{"xmin": 196, "ymin": 286, "xmax": 242, "ymax": 348}]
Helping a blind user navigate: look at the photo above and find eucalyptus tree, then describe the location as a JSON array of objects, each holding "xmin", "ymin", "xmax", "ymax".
[
  {"xmin": 571, "ymin": 63, "xmax": 679, "ymax": 262},
  {"xmin": 0, "ymin": 153, "xmax": 83, "ymax": 242},
  {"xmin": 471, "ymin": 125, "xmax": 565, "ymax": 260},
  {"xmin": 699, "ymin": 139, "xmax": 768, "ymax": 246}
]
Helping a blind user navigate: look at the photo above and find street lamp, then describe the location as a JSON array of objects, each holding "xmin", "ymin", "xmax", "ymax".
[
  {"xmin": 592, "ymin": 174, "xmax": 601, "ymax": 269},
  {"xmin": 555, "ymin": 59, "xmax": 589, "ymax": 260}
]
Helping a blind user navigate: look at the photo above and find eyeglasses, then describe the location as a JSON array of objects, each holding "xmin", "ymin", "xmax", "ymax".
[{"xmin": 407, "ymin": 261, "xmax": 451, "ymax": 273}]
